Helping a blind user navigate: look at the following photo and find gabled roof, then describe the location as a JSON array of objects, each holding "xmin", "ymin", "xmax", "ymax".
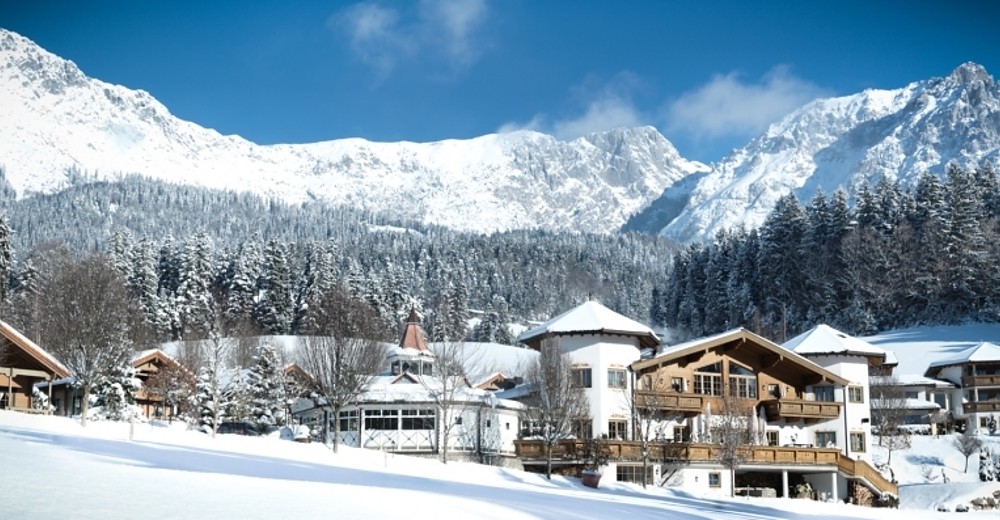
[
  {"xmin": 631, "ymin": 328, "xmax": 850, "ymax": 386},
  {"xmin": 783, "ymin": 324, "xmax": 888, "ymax": 366},
  {"xmin": 132, "ymin": 348, "xmax": 182, "ymax": 370},
  {"xmin": 0, "ymin": 320, "xmax": 70, "ymax": 378},
  {"xmin": 399, "ymin": 308, "xmax": 430, "ymax": 352},
  {"xmin": 518, "ymin": 300, "xmax": 659, "ymax": 349},
  {"xmin": 928, "ymin": 341, "xmax": 1000, "ymax": 369}
]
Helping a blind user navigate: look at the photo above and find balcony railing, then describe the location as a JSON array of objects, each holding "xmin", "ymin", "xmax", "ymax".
[
  {"xmin": 634, "ymin": 391, "xmax": 706, "ymax": 416},
  {"xmin": 964, "ymin": 401, "xmax": 1000, "ymax": 413},
  {"xmin": 962, "ymin": 374, "xmax": 1000, "ymax": 387},
  {"xmin": 761, "ymin": 398, "xmax": 840, "ymax": 421},
  {"xmin": 513, "ymin": 439, "xmax": 897, "ymax": 496}
]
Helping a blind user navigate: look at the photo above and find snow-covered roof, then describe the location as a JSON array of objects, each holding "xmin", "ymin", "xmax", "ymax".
[
  {"xmin": 517, "ymin": 300, "xmax": 659, "ymax": 349},
  {"xmin": 783, "ymin": 324, "xmax": 888, "ymax": 365},
  {"xmin": 885, "ymin": 374, "xmax": 956, "ymax": 388},
  {"xmin": 871, "ymin": 398, "xmax": 941, "ymax": 412},
  {"xmin": 928, "ymin": 341, "xmax": 1000, "ymax": 369},
  {"xmin": 633, "ymin": 328, "xmax": 850, "ymax": 386},
  {"xmin": 0, "ymin": 320, "xmax": 70, "ymax": 378}
]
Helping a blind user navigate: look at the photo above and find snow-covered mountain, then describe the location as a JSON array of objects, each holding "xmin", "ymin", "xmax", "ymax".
[
  {"xmin": 654, "ymin": 62, "xmax": 1000, "ymax": 243},
  {"xmin": 0, "ymin": 29, "xmax": 707, "ymax": 235}
]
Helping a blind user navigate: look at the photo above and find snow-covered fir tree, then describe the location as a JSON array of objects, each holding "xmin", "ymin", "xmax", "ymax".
[
  {"xmin": 193, "ymin": 364, "xmax": 226, "ymax": 434},
  {"xmin": 91, "ymin": 363, "xmax": 141, "ymax": 421},
  {"xmin": 248, "ymin": 342, "xmax": 285, "ymax": 430},
  {"xmin": 980, "ymin": 446, "xmax": 996, "ymax": 482},
  {"xmin": 224, "ymin": 370, "xmax": 253, "ymax": 423}
]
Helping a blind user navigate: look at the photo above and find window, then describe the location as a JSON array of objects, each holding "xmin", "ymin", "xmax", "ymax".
[
  {"xmin": 905, "ymin": 391, "xmax": 919, "ymax": 399},
  {"xmin": 673, "ymin": 425, "xmax": 690, "ymax": 443},
  {"xmin": 766, "ymin": 384, "xmax": 781, "ymax": 398},
  {"xmin": 766, "ymin": 430, "xmax": 779, "ymax": 447},
  {"xmin": 364, "ymin": 409, "xmax": 399, "ymax": 430},
  {"xmin": 572, "ymin": 368, "xmax": 592, "ymax": 388},
  {"xmin": 572, "ymin": 419, "xmax": 592, "ymax": 439},
  {"xmin": 694, "ymin": 362, "xmax": 723, "ymax": 396},
  {"xmin": 608, "ymin": 368, "xmax": 627, "ymax": 389},
  {"xmin": 671, "ymin": 377, "xmax": 684, "ymax": 393},
  {"xmin": 339, "ymin": 410, "xmax": 359, "ymax": 431},
  {"xmin": 728, "ymin": 362, "xmax": 757, "ymax": 399},
  {"xmin": 616, "ymin": 465, "xmax": 653, "ymax": 485},
  {"xmin": 815, "ymin": 431, "xmax": 837, "ymax": 448},
  {"xmin": 850, "ymin": 432, "xmax": 866, "ymax": 452},
  {"xmin": 708, "ymin": 472, "xmax": 721, "ymax": 487},
  {"xmin": 814, "ymin": 386, "xmax": 835, "ymax": 402},
  {"xmin": 933, "ymin": 393, "xmax": 948, "ymax": 408},
  {"xmin": 608, "ymin": 419, "xmax": 627, "ymax": 440},
  {"xmin": 848, "ymin": 386, "xmax": 864, "ymax": 403},
  {"xmin": 401, "ymin": 409, "xmax": 435, "ymax": 430}
]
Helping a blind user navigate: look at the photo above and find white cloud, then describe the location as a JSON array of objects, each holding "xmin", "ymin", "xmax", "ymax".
[
  {"xmin": 499, "ymin": 74, "xmax": 648, "ymax": 140},
  {"xmin": 334, "ymin": 0, "xmax": 488, "ymax": 77},
  {"xmin": 665, "ymin": 66, "xmax": 831, "ymax": 140},
  {"xmin": 419, "ymin": 0, "xmax": 487, "ymax": 67}
]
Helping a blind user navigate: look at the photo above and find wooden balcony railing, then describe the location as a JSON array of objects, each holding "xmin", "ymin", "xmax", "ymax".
[
  {"xmin": 634, "ymin": 391, "xmax": 707, "ymax": 416},
  {"xmin": 962, "ymin": 374, "xmax": 1000, "ymax": 387},
  {"xmin": 761, "ymin": 398, "xmax": 840, "ymax": 421},
  {"xmin": 514, "ymin": 439, "xmax": 840, "ymax": 466},
  {"xmin": 514, "ymin": 439, "xmax": 897, "ymax": 496},
  {"xmin": 837, "ymin": 454, "xmax": 898, "ymax": 496},
  {"xmin": 964, "ymin": 401, "xmax": 1000, "ymax": 413}
]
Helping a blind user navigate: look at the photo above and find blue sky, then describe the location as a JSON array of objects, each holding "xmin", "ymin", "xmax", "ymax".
[{"xmin": 3, "ymin": 0, "xmax": 998, "ymax": 162}]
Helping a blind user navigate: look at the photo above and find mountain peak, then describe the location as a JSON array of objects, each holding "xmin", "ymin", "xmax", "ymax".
[{"xmin": 946, "ymin": 62, "xmax": 993, "ymax": 87}]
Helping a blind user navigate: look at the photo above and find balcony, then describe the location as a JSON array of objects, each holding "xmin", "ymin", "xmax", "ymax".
[
  {"xmin": 964, "ymin": 401, "xmax": 1000, "ymax": 413},
  {"xmin": 761, "ymin": 398, "xmax": 840, "ymax": 422},
  {"xmin": 962, "ymin": 374, "xmax": 1000, "ymax": 387},
  {"xmin": 634, "ymin": 390, "xmax": 706, "ymax": 416},
  {"xmin": 513, "ymin": 439, "xmax": 897, "ymax": 497}
]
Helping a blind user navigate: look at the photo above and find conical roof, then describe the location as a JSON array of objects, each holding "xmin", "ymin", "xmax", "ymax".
[
  {"xmin": 398, "ymin": 308, "xmax": 429, "ymax": 352},
  {"xmin": 518, "ymin": 300, "xmax": 659, "ymax": 349}
]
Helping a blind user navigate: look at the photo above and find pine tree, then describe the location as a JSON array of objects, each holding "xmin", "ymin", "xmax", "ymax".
[
  {"xmin": 92, "ymin": 363, "xmax": 141, "ymax": 421},
  {"xmin": 248, "ymin": 342, "xmax": 285, "ymax": 431},
  {"xmin": 224, "ymin": 370, "xmax": 253, "ymax": 423},
  {"xmin": 255, "ymin": 240, "xmax": 294, "ymax": 334},
  {"xmin": 193, "ymin": 365, "xmax": 226, "ymax": 434},
  {"xmin": 0, "ymin": 215, "xmax": 13, "ymax": 303},
  {"xmin": 176, "ymin": 232, "xmax": 216, "ymax": 338}
]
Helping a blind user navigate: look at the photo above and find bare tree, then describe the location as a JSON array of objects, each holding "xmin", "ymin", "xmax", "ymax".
[
  {"xmin": 297, "ymin": 285, "xmax": 388, "ymax": 453},
  {"xmin": 38, "ymin": 254, "xmax": 142, "ymax": 426},
  {"xmin": 870, "ymin": 375, "xmax": 911, "ymax": 465},
  {"xmin": 952, "ymin": 429, "xmax": 983, "ymax": 473},
  {"xmin": 520, "ymin": 338, "xmax": 590, "ymax": 479},
  {"xmin": 428, "ymin": 338, "xmax": 485, "ymax": 464},
  {"xmin": 712, "ymin": 389, "xmax": 756, "ymax": 496},
  {"xmin": 144, "ymin": 361, "xmax": 196, "ymax": 423},
  {"xmin": 628, "ymin": 375, "xmax": 684, "ymax": 488}
]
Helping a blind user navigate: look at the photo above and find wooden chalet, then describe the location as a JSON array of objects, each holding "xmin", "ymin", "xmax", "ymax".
[{"xmin": 0, "ymin": 320, "xmax": 69, "ymax": 413}]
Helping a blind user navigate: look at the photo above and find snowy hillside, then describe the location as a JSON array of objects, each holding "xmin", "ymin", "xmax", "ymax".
[
  {"xmin": 0, "ymin": 28, "xmax": 707, "ymax": 235},
  {"xmin": 655, "ymin": 62, "xmax": 1000, "ymax": 243},
  {"xmin": 2, "ymin": 410, "xmax": 997, "ymax": 519}
]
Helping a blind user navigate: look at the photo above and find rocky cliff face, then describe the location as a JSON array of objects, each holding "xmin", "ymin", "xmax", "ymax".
[
  {"xmin": 652, "ymin": 62, "xmax": 1000, "ymax": 243},
  {"xmin": 0, "ymin": 29, "xmax": 707, "ymax": 234}
]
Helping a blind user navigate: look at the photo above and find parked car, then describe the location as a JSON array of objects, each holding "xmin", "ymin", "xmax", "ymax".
[{"xmin": 216, "ymin": 422, "xmax": 261, "ymax": 436}]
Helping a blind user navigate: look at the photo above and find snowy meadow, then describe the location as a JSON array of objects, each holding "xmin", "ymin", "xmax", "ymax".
[{"xmin": 1, "ymin": 410, "xmax": 996, "ymax": 520}]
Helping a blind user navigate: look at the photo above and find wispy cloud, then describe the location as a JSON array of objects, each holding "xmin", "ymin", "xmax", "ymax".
[
  {"xmin": 499, "ymin": 73, "xmax": 648, "ymax": 140},
  {"xmin": 665, "ymin": 66, "xmax": 831, "ymax": 141},
  {"xmin": 333, "ymin": 0, "xmax": 488, "ymax": 77}
]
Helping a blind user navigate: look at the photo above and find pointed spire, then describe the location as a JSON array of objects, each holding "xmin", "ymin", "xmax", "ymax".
[{"xmin": 398, "ymin": 307, "xmax": 429, "ymax": 351}]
